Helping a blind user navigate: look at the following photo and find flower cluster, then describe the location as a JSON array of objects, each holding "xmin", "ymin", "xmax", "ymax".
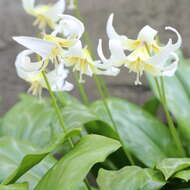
[
  {"xmin": 98, "ymin": 14, "xmax": 182, "ymax": 85},
  {"xmin": 14, "ymin": 0, "xmax": 182, "ymax": 96}
]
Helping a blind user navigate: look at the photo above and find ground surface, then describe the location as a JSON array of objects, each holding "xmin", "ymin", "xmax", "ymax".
[{"xmin": 0, "ymin": 0, "xmax": 189, "ymax": 115}]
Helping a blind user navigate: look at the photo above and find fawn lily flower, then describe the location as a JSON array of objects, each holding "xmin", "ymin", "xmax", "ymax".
[
  {"xmin": 106, "ymin": 13, "xmax": 182, "ymax": 84},
  {"xmin": 106, "ymin": 13, "xmax": 160, "ymax": 53},
  {"xmin": 125, "ymin": 26, "xmax": 182, "ymax": 84},
  {"xmin": 22, "ymin": 0, "xmax": 65, "ymax": 30},
  {"xmin": 13, "ymin": 36, "xmax": 73, "ymax": 63},
  {"xmin": 63, "ymin": 41, "xmax": 119, "ymax": 82},
  {"xmin": 15, "ymin": 50, "xmax": 73, "ymax": 96},
  {"xmin": 43, "ymin": 15, "xmax": 85, "ymax": 50}
]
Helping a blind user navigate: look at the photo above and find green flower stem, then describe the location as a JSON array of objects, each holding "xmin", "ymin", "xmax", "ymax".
[
  {"xmin": 93, "ymin": 75, "xmax": 135, "ymax": 165},
  {"xmin": 73, "ymin": 0, "xmax": 110, "ymax": 97},
  {"xmin": 42, "ymin": 71, "xmax": 92, "ymax": 190},
  {"xmin": 73, "ymin": 72, "xmax": 89, "ymax": 105},
  {"xmin": 154, "ymin": 77, "xmax": 186, "ymax": 157},
  {"xmin": 42, "ymin": 71, "xmax": 74, "ymax": 146}
]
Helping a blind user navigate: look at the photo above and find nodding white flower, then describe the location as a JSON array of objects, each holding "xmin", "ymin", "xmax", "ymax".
[
  {"xmin": 13, "ymin": 35, "xmax": 75, "ymax": 63},
  {"xmin": 105, "ymin": 13, "xmax": 182, "ymax": 85},
  {"xmin": 67, "ymin": 0, "xmax": 75, "ymax": 10},
  {"xmin": 22, "ymin": 0, "xmax": 65, "ymax": 30},
  {"xmin": 125, "ymin": 26, "xmax": 182, "ymax": 84},
  {"xmin": 52, "ymin": 14, "xmax": 84, "ymax": 40},
  {"xmin": 63, "ymin": 41, "xmax": 119, "ymax": 83},
  {"xmin": 15, "ymin": 50, "xmax": 73, "ymax": 96}
]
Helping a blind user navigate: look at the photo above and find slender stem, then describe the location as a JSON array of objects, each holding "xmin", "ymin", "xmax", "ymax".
[
  {"xmin": 42, "ymin": 71, "xmax": 74, "ymax": 147},
  {"xmin": 73, "ymin": 72, "xmax": 89, "ymax": 105},
  {"xmin": 73, "ymin": 0, "xmax": 110, "ymax": 97},
  {"xmin": 42, "ymin": 71, "xmax": 92, "ymax": 190},
  {"xmin": 94, "ymin": 76, "xmax": 135, "ymax": 165},
  {"xmin": 154, "ymin": 77, "xmax": 186, "ymax": 156}
]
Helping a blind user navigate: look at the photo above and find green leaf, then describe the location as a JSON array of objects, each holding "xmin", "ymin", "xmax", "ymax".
[
  {"xmin": 97, "ymin": 166, "xmax": 165, "ymax": 190},
  {"xmin": 0, "ymin": 95, "xmax": 58, "ymax": 147},
  {"xmin": 0, "ymin": 136, "xmax": 56, "ymax": 190},
  {"xmin": 156, "ymin": 158, "xmax": 190, "ymax": 180},
  {"xmin": 175, "ymin": 169, "xmax": 190, "ymax": 182},
  {"xmin": 2, "ymin": 129, "xmax": 80, "ymax": 185},
  {"xmin": 147, "ymin": 55, "xmax": 190, "ymax": 148},
  {"xmin": 91, "ymin": 98, "xmax": 180, "ymax": 167},
  {"xmin": 0, "ymin": 183, "xmax": 28, "ymax": 190},
  {"xmin": 143, "ymin": 97, "xmax": 160, "ymax": 115},
  {"xmin": 34, "ymin": 135, "xmax": 121, "ymax": 190}
]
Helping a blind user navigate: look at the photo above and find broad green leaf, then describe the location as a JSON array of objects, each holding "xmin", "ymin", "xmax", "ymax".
[
  {"xmin": 175, "ymin": 169, "xmax": 190, "ymax": 182},
  {"xmin": 2, "ymin": 129, "xmax": 80, "ymax": 185},
  {"xmin": 97, "ymin": 166, "xmax": 165, "ymax": 190},
  {"xmin": 61, "ymin": 103, "xmax": 117, "ymax": 139},
  {"xmin": 0, "ymin": 183, "xmax": 28, "ymax": 190},
  {"xmin": 147, "ymin": 55, "xmax": 190, "ymax": 148},
  {"xmin": 0, "ymin": 95, "xmax": 59, "ymax": 147},
  {"xmin": 91, "ymin": 98, "xmax": 180, "ymax": 167},
  {"xmin": 143, "ymin": 97, "xmax": 160, "ymax": 115},
  {"xmin": 34, "ymin": 135, "xmax": 121, "ymax": 190},
  {"xmin": 156, "ymin": 158, "xmax": 190, "ymax": 180},
  {"xmin": 0, "ymin": 136, "xmax": 56, "ymax": 190}
]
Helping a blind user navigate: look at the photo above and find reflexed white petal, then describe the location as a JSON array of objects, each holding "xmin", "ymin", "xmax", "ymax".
[
  {"xmin": 148, "ymin": 27, "xmax": 181, "ymax": 68},
  {"xmin": 109, "ymin": 39, "xmax": 126, "ymax": 60},
  {"xmin": 13, "ymin": 36, "xmax": 56, "ymax": 59},
  {"xmin": 106, "ymin": 13, "xmax": 120, "ymax": 40},
  {"xmin": 55, "ymin": 14, "xmax": 84, "ymax": 39},
  {"xmin": 45, "ymin": 63, "xmax": 73, "ymax": 91},
  {"xmin": 160, "ymin": 53, "xmax": 179, "ymax": 76},
  {"xmin": 22, "ymin": 0, "xmax": 35, "ymax": 13},
  {"xmin": 97, "ymin": 39, "xmax": 126, "ymax": 68},
  {"xmin": 137, "ymin": 25, "xmax": 158, "ymax": 43},
  {"xmin": 15, "ymin": 50, "xmax": 44, "ymax": 81},
  {"xmin": 44, "ymin": 0, "xmax": 65, "ymax": 22},
  {"xmin": 165, "ymin": 26, "xmax": 182, "ymax": 51},
  {"xmin": 97, "ymin": 39, "xmax": 108, "ymax": 63},
  {"xmin": 106, "ymin": 13, "xmax": 127, "ymax": 42}
]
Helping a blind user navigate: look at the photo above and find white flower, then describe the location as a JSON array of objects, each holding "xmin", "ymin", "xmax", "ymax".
[
  {"xmin": 22, "ymin": 0, "xmax": 65, "ymax": 30},
  {"xmin": 103, "ymin": 13, "xmax": 182, "ymax": 84},
  {"xmin": 13, "ymin": 36, "xmax": 74, "ymax": 63},
  {"xmin": 63, "ymin": 41, "xmax": 119, "ymax": 83},
  {"xmin": 15, "ymin": 50, "xmax": 73, "ymax": 95},
  {"xmin": 52, "ymin": 14, "xmax": 84, "ymax": 40}
]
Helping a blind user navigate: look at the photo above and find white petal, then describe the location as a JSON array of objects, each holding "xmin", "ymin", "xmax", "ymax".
[
  {"xmin": 15, "ymin": 50, "xmax": 44, "ymax": 81},
  {"xmin": 161, "ymin": 53, "xmax": 179, "ymax": 76},
  {"xmin": 22, "ymin": 0, "xmax": 35, "ymax": 13},
  {"xmin": 106, "ymin": 13, "xmax": 128, "ymax": 43},
  {"xmin": 106, "ymin": 13, "xmax": 120, "ymax": 40},
  {"xmin": 97, "ymin": 39, "xmax": 108, "ymax": 63},
  {"xmin": 67, "ymin": 40, "xmax": 83, "ymax": 57},
  {"xmin": 44, "ymin": 0, "xmax": 65, "ymax": 22},
  {"xmin": 56, "ymin": 14, "xmax": 84, "ymax": 39},
  {"xmin": 13, "ymin": 36, "xmax": 56, "ymax": 59},
  {"xmin": 109, "ymin": 39, "xmax": 126, "ymax": 60},
  {"xmin": 45, "ymin": 63, "xmax": 73, "ymax": 91},
  {"xmin": 137, "ymin": 25, "xmax": 158, "ymax": 43}
]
